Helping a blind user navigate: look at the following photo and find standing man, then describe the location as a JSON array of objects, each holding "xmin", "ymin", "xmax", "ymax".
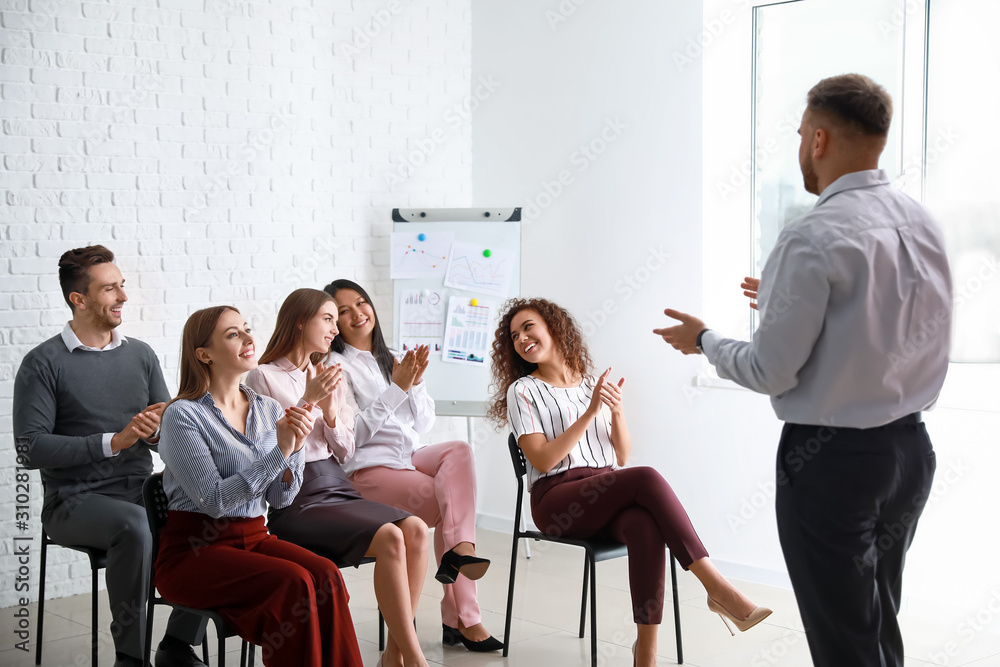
[
  {"xmin": 654, "ymin": 74, "xmax": 952, "ymax": 667},
  {"xmin": 14, "ymin": 246, "xmax": 207, "ymax": 667}
]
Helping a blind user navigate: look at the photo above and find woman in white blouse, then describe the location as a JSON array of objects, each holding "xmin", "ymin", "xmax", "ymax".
[
  {"xmin": 245, "ymin": 288, "xmax": 429, "ymax": 667},
  {"xmin": 323, "ymin": 279, "xmax": 502, "ymax": 653},
  {"xmin": 488, "ymin": 298, "xmax": 771, "ymax": 667}
]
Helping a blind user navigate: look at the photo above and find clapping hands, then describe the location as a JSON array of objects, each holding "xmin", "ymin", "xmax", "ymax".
[
  {"xmin": 392, "ymin": 345, "xmax": 429, "ymax": 393},
  {"xmin": 276, "ymin": 405, "xmax": 316, "ymax": 457},
  {"xmin": 588, "ymin": 367, "xmax": 626, "ymax": 416},
  {"xmin": 304, "ymin": 362, "xmax": 343, "ymax": 416}
]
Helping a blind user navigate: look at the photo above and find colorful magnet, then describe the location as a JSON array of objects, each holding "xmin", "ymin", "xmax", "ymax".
[
  {"xmin": 417, "ymin": 233, "xmax": 426, "ymax": 241},
  {"xmin": 470, "ymin": 299, "xmax": 479, "ymax": 307},
  {"xmin": 482, "ymin": 249, "xmax": 492, "ymax": 258}
]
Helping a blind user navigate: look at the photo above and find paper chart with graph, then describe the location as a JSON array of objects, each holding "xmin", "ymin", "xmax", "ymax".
[
  {"xmin": 442, "ymin": 241, "xmax": 513, "ymax": 297},
  {"xmin": 441, "ymin": 297, "xmax": 495, "ymax": 366},
  {"xmin": 398, "ymin": 289, "xmax": 447, "ymax": 352},
  {"xmin": 390, "ymin": 232, "xmax": 454, "ymax": 279}
]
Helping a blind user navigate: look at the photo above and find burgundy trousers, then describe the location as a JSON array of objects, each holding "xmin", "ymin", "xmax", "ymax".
[
  {"xmin": 531, "ymin": 466, "xmax": 709, "ymax": 625},
  {"xmin": 155, "ymin": 511, "xmax": 363, "ymax": 667}
]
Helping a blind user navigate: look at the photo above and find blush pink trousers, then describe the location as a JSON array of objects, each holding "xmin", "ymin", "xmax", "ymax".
[{"xmin": 350, "ymin": 440, "xmax": 481, "ymax": 628}]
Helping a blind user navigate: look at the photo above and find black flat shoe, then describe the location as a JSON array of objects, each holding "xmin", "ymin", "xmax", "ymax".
[
  {"xmin": 155, "ymin": 636, "xmax": 208, "ymax": 667},
  {"xmin": 434, "ymin": 548, "xmax": 490, "ymax": 584},
  {"xmin": 442, "ymin": 624, "xmax": 504, "ymax": 652}
]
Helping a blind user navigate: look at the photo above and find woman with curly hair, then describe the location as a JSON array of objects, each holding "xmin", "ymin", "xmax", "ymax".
[{"xmin": 488, "ymin": 298, "xmax": 771, "ymax": 667}]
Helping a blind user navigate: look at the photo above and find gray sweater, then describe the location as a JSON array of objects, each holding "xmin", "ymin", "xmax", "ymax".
[{"xmin": 13, "ymin": 333, "xmax": 170, "ymax": 516}]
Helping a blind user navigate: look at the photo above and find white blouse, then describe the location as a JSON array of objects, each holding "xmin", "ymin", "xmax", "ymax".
[
  {"xmin": 244, "ymin": 356, "xmax": 356, "ymax": 465},
  {"xmin": 507, "ymin": 374, "xmax": 617, "ymax": 491},
  {"xmin": 329, "ymin": 344, "xmax": 435, "ymax": 475}
]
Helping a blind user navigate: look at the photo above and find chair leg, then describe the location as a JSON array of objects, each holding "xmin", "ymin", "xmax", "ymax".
[
  {"xmin": 202, "ymin": 633, "xmax": 209, "ymax": 664},
  {"xmin": 240, "ymin": 639, "xmax": 247, "ymax": 667},
  {"xmin": 378, "ymin": 608, "xmax": 385, "ymax": 651},
  {"xmin": 503, "ymin": 536, "xmax": 521, "ymax": 657},
  {"xmin": 248, "ymin": 642, "xmax": 255, "ymax": 666},
  {"xmin": 589, "ymin": 554, "xmax": 598, "ymax": 667},
  {"xmin": 579, "ymin": 555, "xmax": 589, "ymax": 638},
  {"xmin": 217, "ymin": 621, "xmax": 226, "ymax": 667},
  {"xmin": 36, "ymin": 535, "xmax": 47, "ymax": 666},
  {"xmin": 91, "ymin": 560, "xmax": 99, "ymax": 666},
  {"xmin": 671, "ymin": 555, "xmax": 683, "ymax": 664}
]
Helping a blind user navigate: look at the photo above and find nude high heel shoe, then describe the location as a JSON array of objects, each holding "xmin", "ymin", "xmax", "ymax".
[{"xmin": 706, "ymin": 596, "xmax": 772, "ymax": 635}]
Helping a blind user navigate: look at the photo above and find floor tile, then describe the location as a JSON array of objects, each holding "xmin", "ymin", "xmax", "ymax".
[{"xmin": 9, "ymin": 527, "xmax": 1000, "ymax": 666}]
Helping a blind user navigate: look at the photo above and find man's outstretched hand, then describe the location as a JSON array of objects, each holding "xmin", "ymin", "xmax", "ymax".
[{"xmin": 652, "ymin": 309, "xmax": 706, "ymax": 355}]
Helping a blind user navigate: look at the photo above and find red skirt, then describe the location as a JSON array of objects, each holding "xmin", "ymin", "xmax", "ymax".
[{"xmin": 155, "ymin": 511, "xmax": 363, "ymax": 667}]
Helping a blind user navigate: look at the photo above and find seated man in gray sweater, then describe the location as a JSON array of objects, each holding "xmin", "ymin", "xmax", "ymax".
[{"xmin": 13, "ymin": 246, "xmax": 207, "ymax": 667}]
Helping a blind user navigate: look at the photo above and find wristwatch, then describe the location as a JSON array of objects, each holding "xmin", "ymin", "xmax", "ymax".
[{"xmin": 695, "ymin": 328, "xmax": 709, "ymax": 353}]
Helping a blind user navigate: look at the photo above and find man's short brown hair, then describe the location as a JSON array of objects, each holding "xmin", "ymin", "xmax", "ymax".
[
  {"xmin": 58, "ymin": 245, "xmax": 115, "ymax": 310},
  {"xmin": 807, "ymin": 74, "xmax": 893, "ymax": 137}
]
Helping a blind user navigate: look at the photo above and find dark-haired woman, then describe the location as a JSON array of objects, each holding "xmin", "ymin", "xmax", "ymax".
[
  {"xmin": 245, "ymin": 288, "xmax": 430, "ymax": 667},
  {"xmin": 323, "ymin": 279, "xmax": 502, "ymax": 653},
  {"xmin": 489, "ymin": 298, "xmax": 771, "ymax": 667},
  {"xmin": 156, "ymin": 305, "xmax": 363, "ymax": 667}
]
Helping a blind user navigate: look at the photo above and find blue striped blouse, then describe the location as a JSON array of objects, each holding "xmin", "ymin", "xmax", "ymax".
[{"xmin": 159, "ymin": 385, "xmax": 305, "ymax": 519}]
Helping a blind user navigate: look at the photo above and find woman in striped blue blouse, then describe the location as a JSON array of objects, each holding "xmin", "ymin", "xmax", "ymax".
[{"xmin": 156, "ymin": 305, "xmax": 364, "ymax": 667}]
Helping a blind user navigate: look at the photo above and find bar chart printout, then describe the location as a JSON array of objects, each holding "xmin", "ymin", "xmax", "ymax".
[
  {"xmin": 442, "ymin": 297, "xmax": 495, "ymax": 366},
  {"xmin": 399, "ymin": 289, "xmax": 447, "ymax": 352}
]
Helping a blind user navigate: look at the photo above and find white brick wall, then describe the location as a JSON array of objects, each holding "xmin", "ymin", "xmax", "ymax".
[{"xmin": 0, "ymin": 0, "xmax": 472, "ymax": 608}]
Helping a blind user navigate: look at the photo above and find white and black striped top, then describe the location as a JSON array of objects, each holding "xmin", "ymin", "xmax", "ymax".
[
  {"xmin": 159, "ymin": 386, "xmax": 305, "ymax": 519},
  {"xmin": 506, "ymin": 375, "xmax": 617, "ymax": 491}
]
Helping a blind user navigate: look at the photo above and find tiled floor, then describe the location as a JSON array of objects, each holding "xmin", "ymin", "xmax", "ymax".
[{"xmin": 3, "ymin": 528, "xmax": 999, "ymax": 666}]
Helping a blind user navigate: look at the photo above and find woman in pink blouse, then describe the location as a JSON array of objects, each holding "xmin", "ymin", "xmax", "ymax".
[{"xmin": 245, "ymin": 288, "xmax": 429, "ymax": 667}]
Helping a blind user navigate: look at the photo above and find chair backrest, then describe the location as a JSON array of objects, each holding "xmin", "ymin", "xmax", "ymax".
[
  {"xmin": 506, "ymin": 433, "xmax": 527, "ymax": 479},
  {"xmin": 141, "ymin": 472, "xmax": 170, "ymax": 553},
  {"xmin": 506, "ymin": 434, "xmax": 528, "ymax": 535}
]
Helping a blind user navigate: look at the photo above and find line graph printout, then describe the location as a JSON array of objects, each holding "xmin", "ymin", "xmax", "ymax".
[
  {"xmin": 398, "ymin": 289, "xmax": 447, "ymax": 352},
  {"xmin": 442, "ymin": 297, "xmax": 495, "ymax": 366},
  {"xmin": 443, "ymin": 241, "xmax": 514, "ymax": 297},
  {"xmin": 391, "ymin": 232, "xmax": 454, "ymax": 279}
]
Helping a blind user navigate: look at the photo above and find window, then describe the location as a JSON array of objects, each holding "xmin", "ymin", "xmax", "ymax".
[{"xmin": 703, "ymin": 0, "xmax": 999, "ymax": 369}]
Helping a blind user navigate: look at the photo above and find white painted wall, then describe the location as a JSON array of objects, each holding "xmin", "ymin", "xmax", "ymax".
[
  {"xmin": 0, "ymin": 0, "xmax": 472, "ymax": 608},
  {"xmin": 469, "ymin": 0, "xmax": 787, "ymax": 585},
  {"xmin": 471, "ymin": 1, "xmax": 1000, "ymax": 645}
]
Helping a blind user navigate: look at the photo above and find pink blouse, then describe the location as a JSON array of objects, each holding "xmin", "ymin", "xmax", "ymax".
[{"xmin": 244, "ymin": 356, "xmax": 357, "ymax": 464}]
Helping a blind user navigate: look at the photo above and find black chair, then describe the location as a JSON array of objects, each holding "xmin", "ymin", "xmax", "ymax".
[
  {"xmin": 36, "ymin": 530, "xmax": 107, "ymax": 666},
  {"xmin": 503, "ymin": 434, "xmax": 684, "ymax": 666},
  {"xmin": 142, "ymin": 473, "xmax": 254, "ymax": 667}
]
